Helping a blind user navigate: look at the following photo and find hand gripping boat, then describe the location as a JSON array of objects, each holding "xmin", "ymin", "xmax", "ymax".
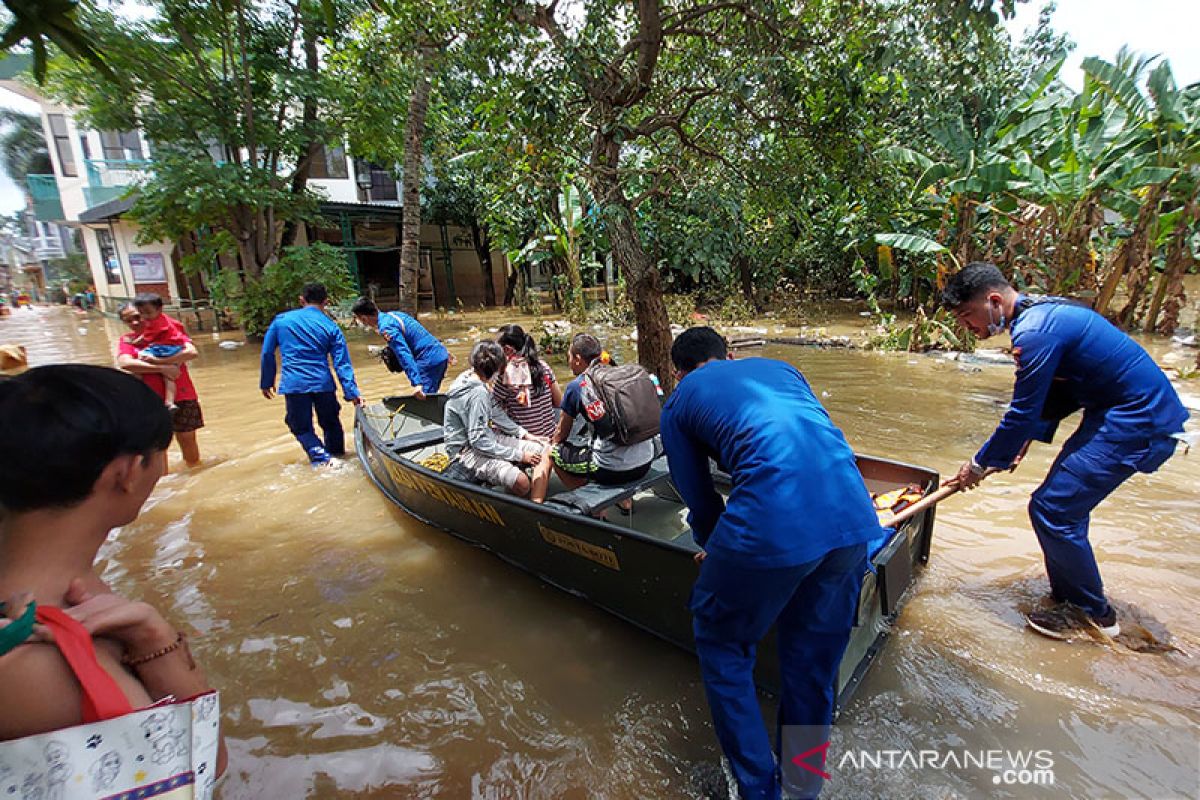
[{"xmin": 355, "ymin": 396, "xmax": 939, "ymax": 711}]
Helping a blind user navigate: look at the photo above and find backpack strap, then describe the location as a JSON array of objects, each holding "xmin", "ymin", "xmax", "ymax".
[{"xmin": 35, "ymin": 605, "xmax": 136, "ymax": 722}]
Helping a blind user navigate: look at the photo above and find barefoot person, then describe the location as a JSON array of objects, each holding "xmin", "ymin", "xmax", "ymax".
[
  {"xmin": 261, "ymin": 282, "xmax": 365, "ymax": 464},
  {"xmin": 942, "ymin": 262, "xmax": 1189, "ymax": 638},
  {"xmin": 0, "ymin": 365, "xmax": 226, "ymax": 777},
  {"xmin": 117, "ymin": 300, "xmax": 205, "ymax": 467}
]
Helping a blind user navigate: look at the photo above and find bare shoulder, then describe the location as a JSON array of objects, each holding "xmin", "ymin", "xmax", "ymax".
[
  {"xmin": 0, "ymin": 639, "xmax": 152, "ymax": 741},
  {"xmin": 0, "ymin": 643, "xmax": 86, "ymax": 739}
]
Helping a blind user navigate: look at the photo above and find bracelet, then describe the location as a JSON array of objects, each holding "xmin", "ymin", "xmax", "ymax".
[{"xmin": 122, "ymin": 631, "xmax": 193, "ymax": 669}]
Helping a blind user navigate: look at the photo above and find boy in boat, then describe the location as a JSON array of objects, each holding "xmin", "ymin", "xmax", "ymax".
[
  {"xmin": 260, "ymin": 282, "xmax": 365, "ymax": 464},
  {"xmin": 444, "ymin": 341, "xmax": 553, "ymax": 501},
  {"xmin": 943, "ymin": 262, "xmax": 1188, "ymax": 639},
  {"xmin": 351, "ymin": 297, "xmax": 451, "ymax": 399},
  {"xmin": 550, "ymin": 334, "xmax": 657, "ymax": 512},
  {"xmin": 660, "ymin": 327, "xmax": 881, "ymax": 800}
]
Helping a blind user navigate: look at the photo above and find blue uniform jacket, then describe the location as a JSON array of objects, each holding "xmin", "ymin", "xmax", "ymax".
[
  {"xmin": 975, "ymin": 296, "xmax": 1188, "ymax": 469},
  {"xmin": 378, "ymin": 311, "xmax": 449, "ymax": 390},
  {"xmin": 260, "ymin": 306, "xmax": 360, "ymax": 399},
  {"xmin": 660, "ymin": 358, "xmax": 882, "ymax": 569}
]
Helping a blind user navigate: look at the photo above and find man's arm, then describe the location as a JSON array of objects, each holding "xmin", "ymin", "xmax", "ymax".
[
  {"xmin": 259, "ymin": 321, "xmax": 279, "ymax": 393},
  {"xmin": 974, "ymin": 330, "xmax": 1066, "ymax": 469},
  {"xmin": 661, "ymin": 403, "xmax": 725, "ymax": 547},
  {"xmin": 140, "ymin": 341, "xmax": 197, "ymax": 366},
  {"xmin": 329, "ymin": 327, "xmax": 362, "ymax": 402}
]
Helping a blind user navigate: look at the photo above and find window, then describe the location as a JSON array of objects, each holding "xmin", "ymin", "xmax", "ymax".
[
  {"xmin": 100, "ymin": 130, "xmax": 143, "ymax": 161},
  {"xmin": 369, "ymin": 165, "xmax": 397, "ymax": 201},
  {"xmin": 96, "ymin": 229, "xmax": 121, "ymax": 285},
  {"xmin": 309, "ymin": 145, "xmax": 349, "ymax": 179},
  {"xmin": 48, "ymin": 115, "xmax": 77, "ymax": 177}
]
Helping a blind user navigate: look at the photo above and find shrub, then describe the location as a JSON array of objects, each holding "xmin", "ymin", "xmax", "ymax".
[{"xmin": 211, "ymin": 242, "xmax": 356, "ymax": 337}]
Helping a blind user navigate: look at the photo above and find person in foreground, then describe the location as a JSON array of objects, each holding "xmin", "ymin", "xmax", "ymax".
[
  {"xmin": 943, "ymin": 262, "xmax": 1188, "ymax": 639},
  {"xmin": 0, "ymin": 365, "xmax": 226, "ymax": 775},
  {"xmin": 260, "ymin": 282, "xmax": 365, "ymax": 464},
  {"xmin": 351, "ymin": 297, "xmax": 450, "ymax": 398},
  {"xmin": 660, "ymin": 327, "xmax": 881, "ymax": 800},
  {"xmin": 444, "ymin": 341, "xmax": 552, "ymax": 501}
]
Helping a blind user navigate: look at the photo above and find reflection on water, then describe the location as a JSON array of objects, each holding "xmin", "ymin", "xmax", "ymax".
[{"xmin": 2, "ymin": 304, "xmax": 1197, "ymax": 798}]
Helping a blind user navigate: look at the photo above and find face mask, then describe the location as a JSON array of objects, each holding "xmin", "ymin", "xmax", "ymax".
[{"xmin": 985, "ymin": 299, "xmax": 1006, "ymax": 337}]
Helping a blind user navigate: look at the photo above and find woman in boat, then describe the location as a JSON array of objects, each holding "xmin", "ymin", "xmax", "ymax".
[
  {"xmin": 492, "ymin": 324, "xmax": 561, "ymax": 439},
  {"xmin": 0, "ymin": 365, "xmax": 226, "ymax": 775}
]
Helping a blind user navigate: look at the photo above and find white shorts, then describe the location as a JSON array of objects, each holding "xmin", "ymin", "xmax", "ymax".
[{"xmin": 457, "ymin": 434, "xmax": 544, "ymax": 489}]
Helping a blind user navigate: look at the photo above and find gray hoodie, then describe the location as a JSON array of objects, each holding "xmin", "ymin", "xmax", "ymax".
[{"xmin": 444, "ymin": 369, "xmax": 526, "ymax": 461}]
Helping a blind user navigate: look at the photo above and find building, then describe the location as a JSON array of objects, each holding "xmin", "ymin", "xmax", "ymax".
[{"xmin": 0, "ymin": 67, "xmax": 510, "ymax": 316}]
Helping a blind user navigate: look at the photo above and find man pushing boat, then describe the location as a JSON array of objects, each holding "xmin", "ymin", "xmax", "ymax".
[{"xmin": 942, "ymin": 262, "xmax": 1189, "ymax": 639}]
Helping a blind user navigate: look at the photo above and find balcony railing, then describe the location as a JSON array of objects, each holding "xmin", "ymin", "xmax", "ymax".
[
  {"xmin": 26, "ymin": 175, "xmax": 64, "ymax": 221},
  {"xmin": 83, "ymin": 159, "xmax": 153, "ymax": 209},
  {"xmin": 32, "ymin": 235, "xmax": 66, "ymax": 261}
]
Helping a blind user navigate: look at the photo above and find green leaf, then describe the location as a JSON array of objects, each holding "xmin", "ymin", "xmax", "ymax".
[
  {"xmin": 1082, "ymin": 56, "xmax": 1149, "ymax": 119},
  {"xmin": 874, "ymin": 232, "xmax": 947, "ymax": 254}
]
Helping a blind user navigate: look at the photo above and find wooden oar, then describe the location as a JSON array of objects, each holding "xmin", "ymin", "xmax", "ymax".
[{"xmin": 880, "ymin": 469, "xmax": 1000, "ymax": 527}]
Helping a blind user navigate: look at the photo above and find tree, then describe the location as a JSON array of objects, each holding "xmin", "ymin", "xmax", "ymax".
[
  {"xmin": 0, "ymin": 109, "xmax": 51, "ymax": 183},
  {"xmin": 0, "ymin": 0, "xmax": 112, "ymax": 82},
  {"xmin": 45, "ymin": 0, "xmax": 353, "ymax": 282}
]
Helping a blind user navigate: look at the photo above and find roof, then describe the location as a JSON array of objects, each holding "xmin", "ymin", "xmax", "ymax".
[
  {"xmin": 0, "ymin": 53, "xmax": 31, "ymax": 81},
  {"xmin": 78, "ymin": 195, "xmax": 137, "ymax": 223}
]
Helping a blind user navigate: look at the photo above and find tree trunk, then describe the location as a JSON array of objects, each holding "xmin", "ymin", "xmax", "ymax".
[
  {"xmin": 589, "ymin": 131, "xmax": 673, "ymax": 392},
  {"xmin": 470, "ymin": 217, "xmax": 497, "ymax": 306},
  {"xmin": 1096, "ymin": 183, "xmax": 1164, "ymax": 318},
  {"xmin": 398, "ymin": 46, "xmax": 435, "ymax": 313},
  {"xmin": 737, "ymin": 253, "xmax": 754, "ymax": 305},
  {"xmin": 1151, "ymin": 200, "xmax": 1197, "ymax": 336},
  {"xmin": 281, "ymin": 15, "xmax": 320, "ymax": 250}
]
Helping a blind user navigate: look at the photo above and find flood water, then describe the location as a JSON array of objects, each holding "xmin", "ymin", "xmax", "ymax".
[{"xmin": 2, "ymin": 303, "xmax": 1198, "ymax": 799}]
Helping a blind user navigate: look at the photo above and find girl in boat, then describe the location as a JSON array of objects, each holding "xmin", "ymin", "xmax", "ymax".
[{"xmin": 492, "ymin": 324, "xmax": 562, "ymax": 439}]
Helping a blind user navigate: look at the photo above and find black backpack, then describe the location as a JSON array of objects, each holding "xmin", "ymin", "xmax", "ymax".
[{"xmin": 579, "ymin": 362, "xmax": 661, "ymax": 445}]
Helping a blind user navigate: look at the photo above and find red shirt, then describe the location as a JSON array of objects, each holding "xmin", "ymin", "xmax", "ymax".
[
  {"xmin": 118, "ymin": 315, "xmax": 198, "ymax": 402},
  {"xmin": 133, "ymin": 314, "xmax": 191, "ymax": 347}
]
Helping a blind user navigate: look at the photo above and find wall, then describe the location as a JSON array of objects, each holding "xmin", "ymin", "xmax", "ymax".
[{"xmin": 80, "ymin": 219, "xmax": 180, "ymax": 305}]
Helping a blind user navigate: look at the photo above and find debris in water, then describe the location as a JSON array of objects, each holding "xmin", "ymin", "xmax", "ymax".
[{"xmin": 218, "ymin": 340, "xmax": 246, "ymax": 350}]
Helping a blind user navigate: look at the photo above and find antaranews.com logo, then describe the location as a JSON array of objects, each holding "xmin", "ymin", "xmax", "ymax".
[{"xmin": 793, "ymin": 742, "xmax": 1055, "ymax": 787}]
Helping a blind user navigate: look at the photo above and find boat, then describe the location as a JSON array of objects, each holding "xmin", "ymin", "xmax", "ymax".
[{"xmin": 355, "ymin": 395, "xmax": 939, "ymax": 711}]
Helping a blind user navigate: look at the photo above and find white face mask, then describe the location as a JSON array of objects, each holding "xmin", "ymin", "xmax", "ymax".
[{"xmin": 985, "ymin": 299, "xmax": 1007, "ymax": 337}]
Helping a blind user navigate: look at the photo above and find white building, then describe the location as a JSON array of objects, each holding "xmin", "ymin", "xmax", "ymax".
[{"xmin": 1, "ymin": 68, "xmax": 511, "ymax": 315}]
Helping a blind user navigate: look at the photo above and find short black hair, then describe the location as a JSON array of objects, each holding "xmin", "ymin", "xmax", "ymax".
[
  {"xmin": 351, "ymin": 297, "xmax": 379, "ymax": 317},
  {"xmin": 671, "ymin": 327, "xmax": 727, "ymax": 373},
  {"xmin": 569, "ymin": 333, "xmax": 602, "ymax": 362},
  {"xmin": 470, "ymin": 341, "xmax": 506, "ymax": 381},
  {"xmin": 301, "ymin": 282, "xmax": 328, "ymax": 304},
  {"xmin": 941, "ymin": 262, "xmax": 1011, "ymax": 309},
  {"xmin": 133, "ymin": 292, "xmax": 163, "ymax": 310},
  {"xmin": 0, "ymin": 365, "xmax": 173, "ymax": 513}
]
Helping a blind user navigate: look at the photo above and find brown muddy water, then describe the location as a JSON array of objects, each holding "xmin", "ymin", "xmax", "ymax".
[{"xmin": 2, "ymin": 303, "xmax": 1198, "ymax": 799}]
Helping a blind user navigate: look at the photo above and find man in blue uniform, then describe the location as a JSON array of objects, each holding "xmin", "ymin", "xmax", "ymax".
[
  {"xmin": 944, "ymin": 262, "xmax": 1188, "ymax": 638},
  {"xmin": 260, "ymin": 283, "xmax": 365, "ymax": 464},
  {"xmin": 661, "ymin": 327, "xmax": 882, "ymax": 800},
  {"xmin": 352, "ymin": 297, "xmax": 450, "ymax": 398}
]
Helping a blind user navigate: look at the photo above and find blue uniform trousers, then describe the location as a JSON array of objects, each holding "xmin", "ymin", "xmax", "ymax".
[
  {"xmin": 690, "ymin": 543, "xmax": 868, "ymax": 800},
  {"xmin": 421, "ymin": 357, "xmax": 449, "ymax": 394},
  {"xmin": 1030, "ymin": 415, "xmax": 1178, "ymax": 618},
  {"xmin": 284, "ymin": 391, "xmax": 344, "ymax": 463}
]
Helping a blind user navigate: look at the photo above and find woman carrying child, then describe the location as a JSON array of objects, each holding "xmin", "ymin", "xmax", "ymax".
[{"xmin": 492, "ymin": 324, "xmax": 561, "ymax": 439}]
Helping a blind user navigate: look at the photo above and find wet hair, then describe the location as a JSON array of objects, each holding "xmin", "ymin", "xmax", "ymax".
[
  {"xmin": 301, "ymin": 282, "xmax": 328, "ymax": 304},
  {"xmin": 0, "ymin": 365, "xmax": 173, "ymax": 513},
  {"xmin": 132, "ymin": 292, "xmax": 163, "ymax": 310},
  {"xmin": 470, "ymin": 340, "xmax": 506, "ymax": 381},
  {"xmin": 351, "ymin": 297, "xmax": 379, "ymax": 317},
  {"xmin": 671, "ymin": 326, "xmax": 728, "ymax": 373},
  {"xmin": 941, "ymin": 262, "xmax": 1011, "ymax": 309},
  {"xmin": 497, "ymin": 324, "xmax": 546, "ymax": 395}
]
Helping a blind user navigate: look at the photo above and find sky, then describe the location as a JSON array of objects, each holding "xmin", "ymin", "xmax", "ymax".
[{"xmin": 0, "ymin": 0, "xmax": 1198, "ymax": 216}]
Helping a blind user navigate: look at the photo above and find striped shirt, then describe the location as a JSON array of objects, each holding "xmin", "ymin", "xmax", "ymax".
[{"xmin": 493, "ymin": 358, "xmax": 559, "ymax": 438}]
